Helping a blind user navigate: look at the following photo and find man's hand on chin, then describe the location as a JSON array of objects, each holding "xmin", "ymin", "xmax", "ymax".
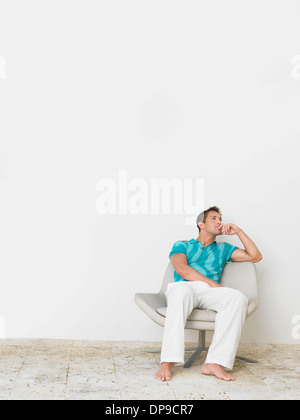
[{"xmin": 220, "ymin": 223, "xmax": 241, "ymax": 236}]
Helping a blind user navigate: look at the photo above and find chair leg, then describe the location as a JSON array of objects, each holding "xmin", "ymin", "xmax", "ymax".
[
  {"xmin": 235, "ymin": 355, "xmax": 259, "ymax": 364},
  {"xmin": 183, "ymin": 331, "xmax": 207, "ymax": 369},
  {"xmin": 146, "ymin": 330, "xmax": 258, "ymax": 367},
  {"xmin": 183, "ymin": 331, "xmax": 259, "ymax": 367}
]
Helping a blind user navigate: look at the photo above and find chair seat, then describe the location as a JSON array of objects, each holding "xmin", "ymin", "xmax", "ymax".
[
  {"xmin": 157, "ymin": 306, "xmax": 217, "ymax": 322},
  {"xmin": 156, "ymin": 299, "xmax": 258, "ymax": 322}
]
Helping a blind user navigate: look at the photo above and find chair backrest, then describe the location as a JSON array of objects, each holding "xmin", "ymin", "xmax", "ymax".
[
  {"xmin": 159, "ymin": 261, "xmax": 259, "ymax": 302},
  {"xmin": 159, "ymin": 262, "xmax": 176, "ymax": 294},
  {"xmin": 221, "ymin": 261, "xmax": 259, "ymax": 302}
]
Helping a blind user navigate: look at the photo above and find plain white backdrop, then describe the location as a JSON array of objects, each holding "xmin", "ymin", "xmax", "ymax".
[{"xmin": 0, "ymin": 0, "xmax": 299, "ymax": 344}]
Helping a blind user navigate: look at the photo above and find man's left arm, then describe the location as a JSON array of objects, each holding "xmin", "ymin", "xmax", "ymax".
[{"xmin": 221, "ymin": 224, "xmax": 263, "ymax": 263}]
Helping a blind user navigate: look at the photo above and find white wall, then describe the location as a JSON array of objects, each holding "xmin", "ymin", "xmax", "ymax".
[{"xmin": 0, "ymin": 0, "xmax": 299, "ymax": 344}]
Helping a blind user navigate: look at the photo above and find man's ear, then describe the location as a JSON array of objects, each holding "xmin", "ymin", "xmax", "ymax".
[{"xmin": 198, "ymin": 222, "xmax": 205, "ymax": 231}]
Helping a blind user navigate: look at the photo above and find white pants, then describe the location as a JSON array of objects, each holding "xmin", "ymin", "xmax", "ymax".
[{"xmin": 160, "ymin": 281, "xmax": 248, "ymax": 370}]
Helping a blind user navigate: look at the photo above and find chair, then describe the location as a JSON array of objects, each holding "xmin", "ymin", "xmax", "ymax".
[{"xmin": 134, "ymin": 261, "xmax": 260, "ymax": 368}]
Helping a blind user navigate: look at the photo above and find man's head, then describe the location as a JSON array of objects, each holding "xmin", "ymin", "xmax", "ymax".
[{"xmin": 196, "ymin": 206, "xmax": 223, "ymax": 235}]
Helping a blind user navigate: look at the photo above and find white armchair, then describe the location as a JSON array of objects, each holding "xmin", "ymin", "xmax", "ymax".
[{"xmin": 135, "ymin": 261, "xmax": 260, "ymax": 368}]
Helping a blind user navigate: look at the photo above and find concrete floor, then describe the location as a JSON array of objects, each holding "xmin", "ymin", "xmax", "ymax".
[{"xmin": 0, "ymin": 339, "xmax": 299, "ymax": 400}]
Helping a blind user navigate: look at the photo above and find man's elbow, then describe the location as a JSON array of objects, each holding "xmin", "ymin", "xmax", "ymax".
[{"xmin": 253, "ymin": 254, "xmax": 263, "ymax": 263}]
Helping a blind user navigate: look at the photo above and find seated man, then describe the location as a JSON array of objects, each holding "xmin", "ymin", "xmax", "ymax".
[{"xmin": 155, "ymin": 206, "xmax": 262, "ymax": 382}]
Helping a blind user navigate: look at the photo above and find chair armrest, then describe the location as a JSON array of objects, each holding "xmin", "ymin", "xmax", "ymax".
[{"xmin": 134, "ymin": 292, "xmax": 167, "ymax": 327}]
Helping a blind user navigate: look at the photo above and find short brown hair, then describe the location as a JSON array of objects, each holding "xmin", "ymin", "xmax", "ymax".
[{"xmin": 196, "ymin": 206, "xmax": 222, "ymax": 232}]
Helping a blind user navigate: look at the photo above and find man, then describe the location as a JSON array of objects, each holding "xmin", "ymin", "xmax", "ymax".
[{"xmin": 155, "ymin": 206, "xmax": 262, "ymax": 382}]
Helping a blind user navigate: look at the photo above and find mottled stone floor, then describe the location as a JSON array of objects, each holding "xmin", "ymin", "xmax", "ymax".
[{"xmin": 0, "ymin": 339, "xmax": 299, "ymax": 400}]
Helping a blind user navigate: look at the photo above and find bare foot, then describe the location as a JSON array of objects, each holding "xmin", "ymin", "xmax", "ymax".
[
  {"xmin": 202, "ymin": 363, "xmax": 235, "ymax": 381},
  {"xmin": 154, "ymin": 362, "xmax": 172, "ymax": 381}
]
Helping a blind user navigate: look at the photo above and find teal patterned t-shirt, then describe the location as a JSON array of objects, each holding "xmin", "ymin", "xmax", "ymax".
[{"xmin": 169, "ymin": 239, "xmax": 238, "ymax": 284}]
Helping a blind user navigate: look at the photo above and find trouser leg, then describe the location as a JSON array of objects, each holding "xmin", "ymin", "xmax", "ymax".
[
  {"xmin": 160, "ymin": 282, "xmax": 199, "ymax": 365},
  {"xmin": 201, "ymin": 287, "xmax": 248, "ymax": 370}
]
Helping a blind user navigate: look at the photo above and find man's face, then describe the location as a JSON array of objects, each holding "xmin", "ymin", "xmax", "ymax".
[{"xmin": 202, "ymin": 211, "xmax": 223, "ymax": 235}]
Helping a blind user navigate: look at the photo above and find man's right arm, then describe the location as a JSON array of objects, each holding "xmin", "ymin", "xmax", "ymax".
[{"xmin": 170, "ymin": 253, "xmax": 223, "ymax": 288}]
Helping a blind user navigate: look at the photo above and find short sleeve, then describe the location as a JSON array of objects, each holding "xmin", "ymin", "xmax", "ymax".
[
  {"xmin": 169, "ymin": 241, "xmax": 187, "ymax": 259},
  {"xmin": 225, "ymin": 243, "xmax": 239, "ymax": 262}
]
